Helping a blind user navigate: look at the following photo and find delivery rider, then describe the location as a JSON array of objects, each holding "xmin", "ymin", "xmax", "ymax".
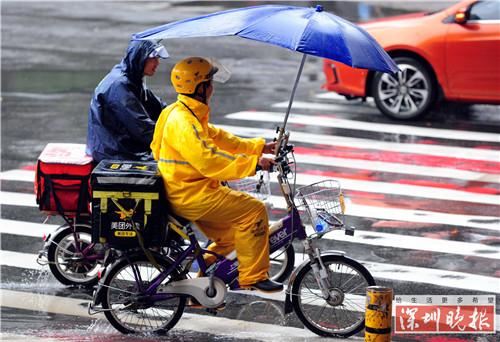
[{"xmin": 151, "ymin": 57, "xmax": 283, "ymax": 293}]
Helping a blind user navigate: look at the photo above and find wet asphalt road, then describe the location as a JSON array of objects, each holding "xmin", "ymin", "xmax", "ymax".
[{"xmin": 1, "ymin": 1, "xmax": 499, "ymax": 341}]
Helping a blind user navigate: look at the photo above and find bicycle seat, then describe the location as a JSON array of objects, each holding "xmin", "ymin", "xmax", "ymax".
[{"xmin": 168, "ymin": 213, "xmax": 191, "ymax": 227}]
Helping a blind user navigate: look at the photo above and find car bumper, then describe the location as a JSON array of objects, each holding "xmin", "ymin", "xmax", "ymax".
[{"xmin": 322, "ymin": 60, "xmax": 370, "ymax": 97}]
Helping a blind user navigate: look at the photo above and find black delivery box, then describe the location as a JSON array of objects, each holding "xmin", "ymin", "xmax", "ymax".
[{"xmin": 91, "ymin": 160, "xmax": 167, "ymax": 249}]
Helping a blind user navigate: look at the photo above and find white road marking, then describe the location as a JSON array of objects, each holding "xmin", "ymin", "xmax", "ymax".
[
  {"xmin": 0, "ymin": 250, "xmax": 43, "ymax": 270},
  {"xmin": 230, "ymin": 110, "xmax": 500, "ymax": 143},
  {"xmin": 4, "ymin": 173, "xmax": 498, "ymax": 206},
  {"xmin": 293, "ymin": 154, "xmax": 500, "ymax": 183},
  {"xmin": 217, "ymin": 124, "xmax": 500, "ymax": 162},
  {"xmin": 265, "ymin": 195, "xmax": 500, "ymax": 231},
  {"xmin": 1, "ymin": 192, "xmax": 37, "ymax": 207},
  {"xmin": 2, "ymin": 189, "xmax": 498, "ymax": 231},
  {"xmin": 312, "ymin": 226, "xmax": 500, "ymax": 260},
  {"xmin": 315, "ymin": 92, "xmax": 367, "ymax": 102},
  {"xmin": 0, "ymin": 289, "xmax": 324, "ymax": 342},
  {"xmin": 2, "ymin": 250, "xmax": 498, "ymax": 295},
  {"xmin": 1, "ymin": 288, "xmax": 498, "ymax": 335},
  {"xmin": 273, "ymin": 100, "xmax": 374, "ymax": 111},
  {"xmin": 0, "ymin": 219, "xmax": 57, "ymax": 238},
  {"xmin": 288, "ymin": 173, "xmax": 500, "ymax": 205},
  {"xmin": 0, "ymin": 169, "xmax": 36, "ymax": 182},
  {"xmin": 5, "ymin": 157, "xmax": 499, "ymax": 186}
]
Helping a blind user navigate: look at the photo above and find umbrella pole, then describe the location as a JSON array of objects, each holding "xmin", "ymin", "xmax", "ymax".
[{"xmin": 276, "ymin": 54, "xmax": 307, "ymax": 155}]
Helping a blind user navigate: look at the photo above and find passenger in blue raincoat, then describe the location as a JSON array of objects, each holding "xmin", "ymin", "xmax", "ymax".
[{"xmin": 86, "ymin": 39, "xmax": 169, "ymax": 162}]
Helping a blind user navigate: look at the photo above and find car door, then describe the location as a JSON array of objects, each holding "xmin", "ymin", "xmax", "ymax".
[{"xmin": 445, "ymin": 0, "xmax": 500, "ymax": 101}]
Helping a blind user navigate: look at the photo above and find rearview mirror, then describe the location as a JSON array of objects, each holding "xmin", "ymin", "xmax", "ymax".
[{"xmin": 454, "ymin": 8, "xmax": 468, "ymax": 24}]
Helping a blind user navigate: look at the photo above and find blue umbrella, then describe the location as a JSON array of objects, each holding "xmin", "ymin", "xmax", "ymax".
[{"xmin": 134, "ymin": 4, "xmax": 398, "ymax": 139}]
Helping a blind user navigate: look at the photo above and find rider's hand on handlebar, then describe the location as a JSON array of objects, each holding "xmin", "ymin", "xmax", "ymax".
[
  {"xmin": 262, "ymin": 141, "xmax": 277, "ymax": 154},
  {"xmin": 258, "ymin": 157, "xmax": 276, "ymax": 171}
]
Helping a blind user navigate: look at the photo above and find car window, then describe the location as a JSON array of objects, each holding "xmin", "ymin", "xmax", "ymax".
[{"xmin": 469, "ymin": 0, "xmax": 500, "ymax": 20}]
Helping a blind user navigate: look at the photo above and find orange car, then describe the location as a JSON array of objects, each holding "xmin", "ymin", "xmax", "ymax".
[{"xmin": 323, "ymin": 0, "xmax": 500, "ymax": 120}]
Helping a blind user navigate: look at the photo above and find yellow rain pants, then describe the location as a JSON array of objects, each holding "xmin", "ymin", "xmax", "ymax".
[{"xmin": 151, "ymin": 94, "xmax": 269, "ymax": 285}]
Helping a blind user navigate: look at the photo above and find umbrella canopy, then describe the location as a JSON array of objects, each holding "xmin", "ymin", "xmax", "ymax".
[{"xmin": 134, "ymin": 4, "xmax": 398, "ymax": 74}]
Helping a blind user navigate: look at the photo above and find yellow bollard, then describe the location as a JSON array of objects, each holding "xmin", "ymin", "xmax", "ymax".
[{"xmin": 365, "ymin": 286, "xmax": 393, "ymax": 342}]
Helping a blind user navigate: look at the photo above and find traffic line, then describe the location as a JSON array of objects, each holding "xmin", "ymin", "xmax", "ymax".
[
  {"xmin": 1, "ymin": 289, "xmax": 498, "ymax": 336},
  {"xmin": 0, "ymin": 289, "xmax": 322, "ymax": 342},
  {"xmin": 299, "ymin": 169, "xmax": 499, "ymax": 195},
  {"xmin": 273, "ymin": 100, "xmax": 374, "ymax": 113},
  {"xmin": 4, "ymin": 171, "xmax": 499, "ymax": 204},
  {"xmin": 0, "ymin": 169, "xmax": 35, "ymax": 182},
  {"xmin": 2, "ymin": 250, "xmax": 499, "ymax": 295},
  {"xmin": 0, "ymin": 333, "xmax": 57, "ymax": 341},
  {"xmin": 294, "ymin": 154, "xmax": 500, "ymax": 184},
  {"xmin": 312, "ymin": 226, "xmax": 500, "ymax": 260},
  {"xmin": 2, "ymin": 189, "xmax": 499, "ymax": 231},
  {"xmin": 339, "ymin": 202, "xmax": 499, "ymax": 231},
  {"xmin": 217, "ymin": 124, "xmax": 500, "ymax": 162},
  {"xmin": 315, "ymin": 92, "xmax": 369, "ymax": 102},
  {"xmin": 233, "ymin": 109, "xmax": 500, "ymax": 143},
  {"xmin": 0, "ymin": 219, "xmax": 57, "ymax": 238},
  {"xmin": 0, "ymin": 250, "xmax": 43, "ymax": 270},
  {"xmin": 293, "ymin": 146, "xmax": 500, "ymax": 175},
  {"xmin": 5, "ymin": 155, "xmax": 499, "ymax": 184},
  {"xmin": 3, "ymin": 213, "xmax": 498, "ymax": 260},
  {"xmin": 1, "ymin": 191, "xmax": 37, "ymax": 207},
  {"xmin": 266, "ymin": 195, "xmax": 500, "ymax": 231},
  {"xmin": 286, "ymin": 173, "xmax": 500, "ymax": 205}
]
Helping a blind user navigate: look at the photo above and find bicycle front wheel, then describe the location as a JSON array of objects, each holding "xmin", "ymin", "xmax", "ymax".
[
  {"xmin": 291, "ymin": 254, "xmax": 375, "ymax": 338},
  {"xmin": 102, "ymin": 254, "xmax": 186, "ymax": 335}
]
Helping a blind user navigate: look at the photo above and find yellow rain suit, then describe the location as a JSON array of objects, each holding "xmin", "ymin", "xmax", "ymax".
[{"xmin": 151, "ymin": 94, "xmax": 270, "ymax": 286}]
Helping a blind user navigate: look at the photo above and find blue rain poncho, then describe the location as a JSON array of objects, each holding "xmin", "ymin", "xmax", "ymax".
[{"xmin": 86, "ymin": 39, "xmax": 166, "ymax": 162}]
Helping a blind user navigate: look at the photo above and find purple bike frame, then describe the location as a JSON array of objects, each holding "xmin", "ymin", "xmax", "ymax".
[{"xmin": 143, "ymin": 206, "xmax": 306, "ymax": 298}]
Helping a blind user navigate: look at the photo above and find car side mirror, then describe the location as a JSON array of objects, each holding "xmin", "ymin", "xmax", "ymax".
[{"xmin": 454, "ymin": 8, "xmax": 468, "ymax": 24}]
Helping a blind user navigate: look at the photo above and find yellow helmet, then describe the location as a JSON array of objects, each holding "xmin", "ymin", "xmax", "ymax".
[{"xmin": 170, "ymin": 57, "xmax": 217, "ymax": 94}]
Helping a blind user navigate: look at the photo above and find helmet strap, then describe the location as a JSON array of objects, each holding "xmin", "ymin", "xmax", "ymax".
[{"xmin": 191, "ymin": 81, "xmax": 209, "ymax": 104}]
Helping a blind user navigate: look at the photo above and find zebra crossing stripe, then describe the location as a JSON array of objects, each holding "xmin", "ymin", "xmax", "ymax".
[
  {"xmin": 294, "ymin": 154, "xmax": 500, "ymax": 183},
  {"xmin": 0, "ymin": 169, "xmax": 34, "ymax": 182},
  {"xmin": 1, "ymin": 217, "xmax": 498, "ymax": 260},
  {"xmin": 4, "ymin": 156, "xmax": 498, "ymax": 184},
  {"xmin": 237, "ymin": 109, "xmax": 500, "ymax": 143},
  {"xmin": 0, "ymin": 219, "xmax": 57, "ymax": 238},
  {"xmin": 315, "ymin": 92, "xmax": 367, "ymax": 101},
  {"xmin": 217, "ymin": 124, "xmax": 500, "ymax": 162},
  {"xmin": 288, "ymin": 173, "xmax": 500, "ymax": 205},
  {"xmin": 1, "ymin": 250, "xmax": 498, "ymax": 295},
  {"xmin": 3, "ymin": 171, "xmax": 498, "ymax": 204},
  {"xmin": 307, "ymin": 226, "xmax": 500, "ymax": 260},
  {"xmin": 1, "ymin": 192, "xmax": 37, "ymax": 207},
  {"xmin": 1, "ymin": 190, "xmax": 498, "ymax": 231},
  {"xmin": 1, "ymin": 288, "xmax": 499, "ymax": 334},
  {"xmin": 265, "ymin": 195, "xmax": 500, "ymax": 231},
  {"xmin": 0, "ymin": 289, "xmax": 320, "ymax": 341}
]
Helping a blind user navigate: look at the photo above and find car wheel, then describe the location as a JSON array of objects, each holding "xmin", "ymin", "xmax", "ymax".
[{"xmin": 372, "ymin": 57, "xmax": 435, "ymax": 120}]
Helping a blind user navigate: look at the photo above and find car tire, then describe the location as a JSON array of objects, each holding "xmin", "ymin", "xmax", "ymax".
[{"xmin": 372, "ymin": 57, "xmax": 435, "ymax": 120}]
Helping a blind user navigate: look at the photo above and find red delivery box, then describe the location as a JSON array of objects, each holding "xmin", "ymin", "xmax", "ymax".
[{"xmin": 35, "ymin": 143, "xmax": 93, "ymax": 216}]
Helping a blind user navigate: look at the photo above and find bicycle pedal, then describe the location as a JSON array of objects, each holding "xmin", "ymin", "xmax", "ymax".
[
  {"xmin": 205, "ymin": 308, "xmax": 218, "ymax": 315},
  {"xmin": 205, "ymin": 304, "xmax": 225, "ymax": 314},
  {"xmin": 344, "ymin": 226, "xmax": 355, "ymax": 236}
]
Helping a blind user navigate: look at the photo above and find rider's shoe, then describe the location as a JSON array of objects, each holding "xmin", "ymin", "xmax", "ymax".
[{"xmin": 244, "ymin": 279, "xmax": 283, "ymax": 293}]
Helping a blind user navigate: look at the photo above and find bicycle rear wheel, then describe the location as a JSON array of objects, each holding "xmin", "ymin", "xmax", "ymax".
[
  {"xmin": 101, "ymin": 254, "xmax": 186, "ymax": 334},
  {"xmin": 47, "ymin": 224, "xmax": 100, "ymax": 286},
  {"xmin": 291, "ymin": 254, "xmax": 375, "ymax": 338}
]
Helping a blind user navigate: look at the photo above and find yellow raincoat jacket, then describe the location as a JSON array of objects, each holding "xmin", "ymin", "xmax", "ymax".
[
  {"xmin": 151, "ymin": 94, "xmax": 265, "ymax": 220},
  {"xmin": 151, "ymin": 94, "xmax": 270, "ymax": 285}
]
